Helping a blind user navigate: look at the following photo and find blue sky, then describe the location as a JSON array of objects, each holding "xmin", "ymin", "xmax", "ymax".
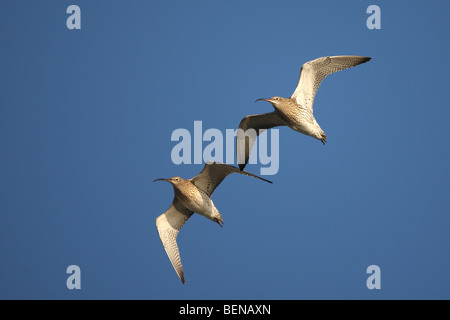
[{"xmin": 1, "ymin": 1, "xmax": 449, "ymax": 299}]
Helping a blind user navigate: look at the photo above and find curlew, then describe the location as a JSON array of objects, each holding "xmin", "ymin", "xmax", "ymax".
[
  {"xmin": 154, "ymin": 162, "xmax": 272, "ymax": 284},
  {"xmin": 237, "ymin": 55, "xmax": 371, "ymax": 170}
]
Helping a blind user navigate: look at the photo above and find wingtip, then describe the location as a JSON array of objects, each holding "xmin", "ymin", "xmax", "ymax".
[
  {"xmin": 261, "ymin": 176, "xmax": 273, "ymax": 184},
  {"xmin": 240, "ymin": 167, "xmax": 273, "ymax": 184}
]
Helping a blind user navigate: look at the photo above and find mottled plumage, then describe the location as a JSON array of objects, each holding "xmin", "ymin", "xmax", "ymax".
[
  {"xmin": 154, "ymin": 162, "xmax": 272, "ymax": 284},
  {"xmin": 237, "ymin": 55, "xmax": 371, "ymax": 170}
]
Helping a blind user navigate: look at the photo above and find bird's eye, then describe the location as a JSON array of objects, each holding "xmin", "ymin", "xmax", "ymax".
[{"xmin": 274, "ymin": 97, "xmax": 279, "ymax": 100}]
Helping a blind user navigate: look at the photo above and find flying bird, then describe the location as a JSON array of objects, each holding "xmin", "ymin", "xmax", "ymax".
[
  {"xmin": 154, "ymin": 162, "xmax": 272, "ymax": 284},
  {"xmin": 237, "ymin": 55, "xmax": 371, "ymax": 170}
]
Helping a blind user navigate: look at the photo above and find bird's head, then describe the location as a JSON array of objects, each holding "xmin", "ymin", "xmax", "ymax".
[
  {"xmin": 153, "ymin": 176, "xmax": 185, "ymax": 186},
  {"xmin": 255, "ymin": 96, "xmax": 285, "ymax": 108}
]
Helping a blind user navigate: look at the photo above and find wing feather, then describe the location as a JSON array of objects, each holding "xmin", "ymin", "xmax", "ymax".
[
  {"xmin": 236, "ymin": 112, "xmax": 285, "ymax": 171},
  {"xmin": 291, "ymin": 55, "xmax": 371, "ymax": 112},
  {"xmin": 156, "ymin": 199, "xmax": 193, "ymax": 284},
  {"xmin": 190, "ymin": 162, "xmax": 272, "ymax": 197}
]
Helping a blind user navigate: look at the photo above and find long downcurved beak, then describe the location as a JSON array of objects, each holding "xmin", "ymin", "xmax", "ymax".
[
  {"xmin": 153, "ymin": 178, "xmax": 170, "ymax": 182},
  {"xmin": 255, "ymin": 98, "xmax": 270, "ymax": 102}
]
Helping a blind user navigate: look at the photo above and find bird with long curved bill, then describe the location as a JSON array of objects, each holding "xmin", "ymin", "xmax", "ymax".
[
  {"xmin": 154, "ymin": 161, "xmax": 272, "ymax": 284},
  {"xmin": 237, "ymin": 55, "xmax": 371, "ymax": 170}
]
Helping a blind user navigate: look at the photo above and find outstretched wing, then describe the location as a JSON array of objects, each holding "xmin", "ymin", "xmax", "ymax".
[
  {"xmin": 156, "ymin": 199, "xmax": 193, "ymax": 284},
  {"xmin": 190, "ymin": 162, "xmax": 272, "ymax": 197},
  {"xmin": 291, "ymin": 55, "xmax": 371, "ymax": 112},
  {"xmin": 236, "ymin": 112, "xmax": 285, "ymax": 171}
]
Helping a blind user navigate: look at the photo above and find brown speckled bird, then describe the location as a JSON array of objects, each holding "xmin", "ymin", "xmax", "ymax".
[
  {"xmin": 237, "ymin": 55, "xmax": 371, "ymax": 170},
  {"xmin": 154, "ymin": 162, "xmax": 272, "ymax": 284}
]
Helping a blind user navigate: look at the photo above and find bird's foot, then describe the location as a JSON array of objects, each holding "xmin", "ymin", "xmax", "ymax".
[{"xmin": 215, "ymin": 218, "xmax": 224, "ymax": 227}]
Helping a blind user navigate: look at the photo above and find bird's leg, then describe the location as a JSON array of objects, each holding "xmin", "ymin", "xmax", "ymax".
[{"xmin": 216, "ymin": 219, "xmax": 224, "ymax": 227}]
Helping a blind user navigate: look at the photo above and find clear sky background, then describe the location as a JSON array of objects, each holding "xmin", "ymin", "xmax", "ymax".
[{"xmin": 1, "ymin": 1, "xmax": 449, "ymax": 299}]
